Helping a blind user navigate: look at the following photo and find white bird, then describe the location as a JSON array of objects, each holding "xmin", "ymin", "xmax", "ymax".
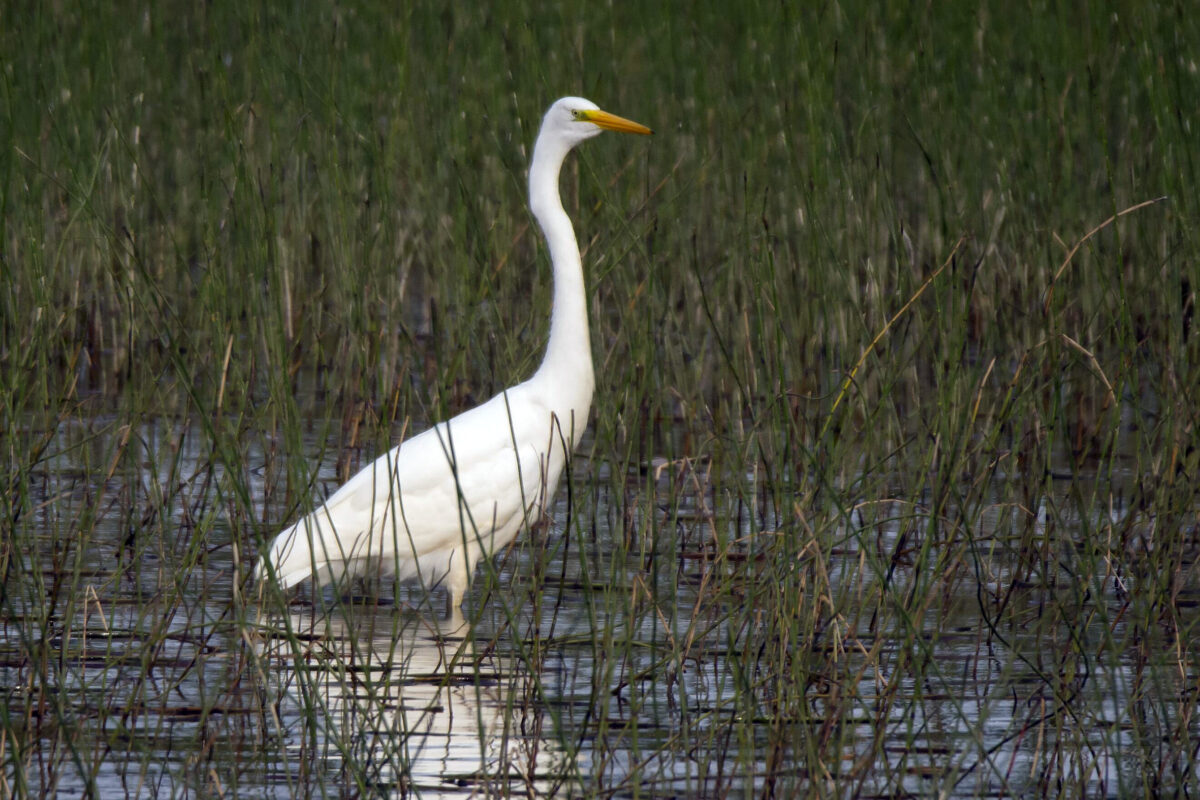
[{"xmin": 256, "ymin": 97, "xmax": 652, "ymax": 616}]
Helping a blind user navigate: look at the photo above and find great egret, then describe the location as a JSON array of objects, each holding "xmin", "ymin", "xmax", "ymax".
[{"xmin": 256, "ymin": 97, "xmax": 652, "ymax": 615}]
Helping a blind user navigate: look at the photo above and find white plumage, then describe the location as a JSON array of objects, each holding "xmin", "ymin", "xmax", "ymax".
[{"xmin": 256, "ymin": 97, "xmax": 651, "ymax": 614}]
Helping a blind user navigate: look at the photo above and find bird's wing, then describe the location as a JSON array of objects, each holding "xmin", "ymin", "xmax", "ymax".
[
  {"xmin": 340, "ymin": 387, "xmax": 558, "ymax": 535},
  {"xmin": 265, "ymin": 383, "xmax": 569, "ymax": 586}
]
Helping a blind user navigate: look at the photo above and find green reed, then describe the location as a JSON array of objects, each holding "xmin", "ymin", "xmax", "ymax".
[{"xmin": 1, "ymin": 0, "xmax": 1198, "ymax": 796}]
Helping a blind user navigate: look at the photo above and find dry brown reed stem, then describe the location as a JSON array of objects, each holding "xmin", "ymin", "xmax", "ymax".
[
  {"xmin": 1042, "ymin": 195, "xmax": 1168, "ymax": 314},
  {"xmin": 821, "ymin": 237, "xmax": 968, "ymax": 439},
  {"xmin": 1058, "ymin": 333, "xmax": 1116, "ymax": 409}
]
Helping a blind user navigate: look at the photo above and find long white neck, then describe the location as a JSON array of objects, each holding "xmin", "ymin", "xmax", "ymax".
[{"xmin": 527, "ymin": 132, "xmax": 595, "ymax": 436}]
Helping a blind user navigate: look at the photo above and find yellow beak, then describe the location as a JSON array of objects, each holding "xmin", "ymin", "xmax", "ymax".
[{"xmin": 580, "ymin": 108, "xmax": 654, "ymax": 136}]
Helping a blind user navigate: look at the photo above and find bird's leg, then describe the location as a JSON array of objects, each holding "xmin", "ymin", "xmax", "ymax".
[
  {"xmin": 440, "ymin": 605, "xmax": 468, "ymax": 637},
  {"xmin": 445, "ymin": 584, "xmax": 464, "ymax": 618},
  {"xmin": 434, "ymin": 581, "xmax": 468, "ymax": 638},
  {"xmin": 444, "ymin": 543, "xmax": 482, "ymax": 618}
]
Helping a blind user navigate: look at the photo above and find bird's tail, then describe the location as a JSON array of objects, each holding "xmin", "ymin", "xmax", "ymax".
[
  {"xmin": 257, "ymin": 506, "xmax": 377, "ymax": 591},
  {"xmin": 256, "ymin": 514, "xmax": 322, "ymax": 589}
]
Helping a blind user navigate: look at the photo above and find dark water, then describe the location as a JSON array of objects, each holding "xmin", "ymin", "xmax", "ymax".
[{"xmin": 3, "ymin": 417, "xmax": 1196, "ymax": 797}]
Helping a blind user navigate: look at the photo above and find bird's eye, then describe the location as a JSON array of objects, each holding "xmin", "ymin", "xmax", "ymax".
[{"xmin": 570, "ymin": 109, "xmax": 585, "ymax": 121}]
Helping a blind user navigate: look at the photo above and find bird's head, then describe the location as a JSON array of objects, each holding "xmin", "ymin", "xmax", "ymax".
[{"xmin": 541, "ymin": 97, "xmax": 653, "ymax": 148}]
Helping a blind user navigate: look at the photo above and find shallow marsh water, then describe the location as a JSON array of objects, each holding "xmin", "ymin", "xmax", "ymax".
[
  {"xmin": 3, "ymin": 2, "xmax": 1198, "ymax": 796},
  {"xmin": 3, "ymin": 415, "xmax": 1196, "ymax": 798}
]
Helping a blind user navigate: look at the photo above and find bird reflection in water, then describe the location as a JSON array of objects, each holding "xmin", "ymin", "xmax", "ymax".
[{"xmin": 255, "ymin": 604, "xmax": 573, "ymax": 797}]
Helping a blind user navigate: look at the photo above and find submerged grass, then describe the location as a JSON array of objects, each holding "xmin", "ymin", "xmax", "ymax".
[{"xmin": 2, "ymin": 0, "xmax": 1199, "ymax": 797}]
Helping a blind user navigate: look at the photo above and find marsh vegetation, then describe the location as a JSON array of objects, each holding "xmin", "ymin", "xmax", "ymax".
[{"xmin": 2, "ymin": 2, "xmax": 1198, "ymax": 797}]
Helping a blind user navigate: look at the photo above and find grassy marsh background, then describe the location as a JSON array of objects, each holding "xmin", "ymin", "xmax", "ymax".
[{"xmin": 2, "ymin": 0, "xmax": 1198, "ymax": 797}]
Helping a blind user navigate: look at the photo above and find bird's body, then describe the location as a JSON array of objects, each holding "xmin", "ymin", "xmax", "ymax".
[
  {"xmin": 262, "ymin": 368, "xmax": 584, "ymax": 608},
  {"xmin": 256, "ymin": 97, "xmax": 651, "ymax": 613}
]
